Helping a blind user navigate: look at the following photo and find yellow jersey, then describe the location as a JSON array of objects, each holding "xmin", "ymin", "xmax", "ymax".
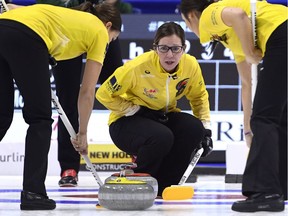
[
  {"xmin": 0, "ymin": 4, "xmax": 109, "ymax": 62},
  {"xmin": 200, "ymin": 0, "xmax": 287, "ymax": 63},
  {"xmin": 96, "ymin": 50, "xmax": 210, "ymax": 125}
]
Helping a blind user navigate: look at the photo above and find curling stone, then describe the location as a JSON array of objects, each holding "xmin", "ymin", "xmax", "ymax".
[
  {"xmin": 98, "ymin": 177, "xmax": 155, "ymax": 210},
  {"xmin": 105, "ymin": 173, "xmax": 158, "ymax": 198},
  {"xmin": 105, "ymin": 162, "xmax": 158, "ymax": 198}
]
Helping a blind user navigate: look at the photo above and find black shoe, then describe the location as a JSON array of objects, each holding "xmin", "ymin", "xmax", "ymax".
[
  {"xmin": 20, "ymin": 191, "xmax": 56, "ymax": 210},
  {"xmin": 58, "ymin": 169, "xmax": 78, "ymax": 187},
  {"xmin": 232, "ymin": 193, "xmax": 285, "ymax": 212}
]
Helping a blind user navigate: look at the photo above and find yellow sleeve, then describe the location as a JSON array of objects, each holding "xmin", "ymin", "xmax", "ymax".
[
  {"xmin": 185, "ymin": 58, "xmax": 210, "ymax": 123},
  {"xmin": 96, "ymin": 63, "xmax": 136, "ymax": 115},
  {"xmin": 200, "ymin": 5, "xmax": 228, "ymax": 43},
  {"xmin": 86, "ymin": 28, "xmax": 109, "ymax": 64}
]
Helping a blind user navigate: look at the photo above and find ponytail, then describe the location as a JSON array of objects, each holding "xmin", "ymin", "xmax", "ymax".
[
  {"xmin": 72, "ymin": 1, "xmax": 122, "ymax": 32},
  {"xmin": 72, "ymin": 2, "xmax": 96, "ymax": 13}
]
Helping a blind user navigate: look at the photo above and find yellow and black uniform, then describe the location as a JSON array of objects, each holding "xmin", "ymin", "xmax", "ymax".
[
  {"xmin": 199, "ymin": 0, "xmax": 288, "ymax": 201},
  {"xmin": 97, "ymin": 50, "xmax": 210, "ymax": 124},
  {"xmin": 199, "ymin": 0, "xmax": 287, "ymax": 63},
  {"xmin": 0, "ymin": 4, "xmax": 108, "ymax": 202},
  {"xmin": 29, "ymin": 2, "xmax": 123, "ymax": 183},
  {"xmin": 96, "ymin": 50, "xmax": 210, "ymax": 195},
  {"xmin": 0, "ymin": 4, "xmax": 109, "ymax": 62}
]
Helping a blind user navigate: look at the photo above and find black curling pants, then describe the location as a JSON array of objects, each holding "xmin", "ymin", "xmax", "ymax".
[
  {"xmin": 54, "ymin": 38, "xmax": 123, "ymax": 175},
  {"xmin": 0, "ymin": 21, "xmax": 53, "ymax": 196},
  {"xmin": 109, "ymin": 112, "xmax": 205, "ymax": 195},
  {"xmin": 242, "ymin": 21, "xmax": 287, "ymax": 200}
]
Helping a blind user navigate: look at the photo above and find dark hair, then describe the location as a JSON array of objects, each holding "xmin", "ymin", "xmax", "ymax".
[
  {"xmin": 72, "ymin": 2, "xmax": 122, "ymax": 32},
  {"xmin": 153, "ymin": 22, "xmax": 186, "ymax": 46},
  {"xmin": 179, "ymin": 0, "xmax": 215, "ymax": 20},
  {"xmin": 180, "ymin": 0, "xmax": 218, "ymax": 54}
]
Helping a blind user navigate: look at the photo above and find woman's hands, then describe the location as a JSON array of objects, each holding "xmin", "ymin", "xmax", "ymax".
[
  {"xmin": 244, "ymin": 130, "xmax": 253, "ymax": 148},
  {"xmin": 245, "ymin": 47, "xmax": 262, "ymax": 64},
  {"xmin": 71, "ymin": 133, "xmax": 88, "ymax": 155},
  {"xmin": 222, "ymin": 7, "xmax": 263, "ymax": 64}
]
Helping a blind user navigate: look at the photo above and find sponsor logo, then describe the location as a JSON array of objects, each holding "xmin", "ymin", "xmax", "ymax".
[
  {"xmin": 0, "ymin": 152, "xmax": 25, "ymax": 163},
  {"xmin": 143, "ymin": 88, "xmax": 158, "ymax": 99},
  {"xmin": 86, "ymin": 164, "xmax": 125, "ymax": 171},
  {"xmin": 141, "ymin": 70, "xmax": 155, "ymax": 78},
  {"xmin": 107, "ymin": 76, "xmax": 122, "ymax": 93},
  {"xmin": 176, "ymin": 78, "xmax": 189, "ymax": 96},
  {"xmin": 141, "ymin": 74, "xmax": 155, "ymax": 78},
  {"xmin": 82, "ymin": 144, "xmax": 132, "ymax": 164}
]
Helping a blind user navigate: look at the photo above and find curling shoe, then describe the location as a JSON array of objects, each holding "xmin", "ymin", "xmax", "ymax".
[
  {"xmin": 20, "ymin": 191, "xmax": 56, "ymax": 210},
  {"xmin": 232, "ymin": 193, "xmax": 284, "ymax": 212},
  {"xmin": 58, "ymin": 169, "xmax": 78, "ymax": 187}
]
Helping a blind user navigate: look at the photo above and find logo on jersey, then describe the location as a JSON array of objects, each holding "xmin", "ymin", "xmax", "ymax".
[
  {"xmin": 210, "ymin": 34, "xmax": 228, "ymax": 44},
  {"xmin": 176, "ymin": 78, "xmax": 189, "ymax": 96},
  {"xmin": 141, "ymin": 70, "xmax": 155, "ymax": 78},
  {"xmin": 106, "ymin": 76, "xmax": 122, "ymax": 93},
  {"xmin": 143, "ymin": 88, "xmax": 158, "ymax": 99}
]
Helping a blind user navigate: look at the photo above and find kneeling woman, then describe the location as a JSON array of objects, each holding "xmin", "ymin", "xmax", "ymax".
[{"xmin": 96, "ymin": 22, "xmax": 213, "ymax": 196}]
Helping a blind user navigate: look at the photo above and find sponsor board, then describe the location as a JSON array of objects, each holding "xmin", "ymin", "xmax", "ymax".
[
  {"xmin": 81, "ymin": 144, "xmax": 132, "ymax": 164},
  {"xmin": 0, "ymin": 141, "xmax": 60, "ymax": 176}
]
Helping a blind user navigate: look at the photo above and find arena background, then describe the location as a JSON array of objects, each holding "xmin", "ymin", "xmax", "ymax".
[{"xmin": 1, "ymin": 0, "xmax": 286, "ymax": 177}]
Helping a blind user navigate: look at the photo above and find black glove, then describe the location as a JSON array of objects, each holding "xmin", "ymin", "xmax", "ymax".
[
  {"xmin": 135, "ymin": 106, "xmax": 168, "ymax": 123},
  {"xmin": 199, "ymin": 129, "xmax": 213, "ymax": 157}
]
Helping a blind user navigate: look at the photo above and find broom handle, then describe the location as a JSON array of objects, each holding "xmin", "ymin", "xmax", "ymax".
[
  {"xmin": 0, "ymin": 0, "xmax": 9, "ymax": 12},
  {"xmin": 51, "ymin": 89, "xmax": 104, "ymax": 186},
  {"xmin": 251, "ymin": 64, "xmax": 257, "ymax": 101},
  {"xmin": 251, "ymin": 0, "xmax": 257, "ymax": 102},
  {"xmin": 178, "ymin": 148, "xmax": 204, "ymax": 185}
]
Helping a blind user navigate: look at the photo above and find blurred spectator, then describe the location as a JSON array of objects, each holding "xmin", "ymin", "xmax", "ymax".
[{"xmin": 105, "ymin": 0, "xmax": 133, "ymax": 14}]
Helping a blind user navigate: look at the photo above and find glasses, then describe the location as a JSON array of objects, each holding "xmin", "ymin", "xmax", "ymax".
[{"xmin": 154, "ymin": 44, "xmax": 184, "ymax": 53}]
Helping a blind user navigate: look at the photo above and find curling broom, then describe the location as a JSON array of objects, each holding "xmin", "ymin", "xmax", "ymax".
[
  {"xmin": 0, "ymin": 0, "xmax": 9, "ymax": 13},
  {"xmin": 162, "ymin": 147, "xmax": 204, "ymax": 200},
  {"xmin": 51, "ymin": 89, "xmax": 104, "ymax": 187}
]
